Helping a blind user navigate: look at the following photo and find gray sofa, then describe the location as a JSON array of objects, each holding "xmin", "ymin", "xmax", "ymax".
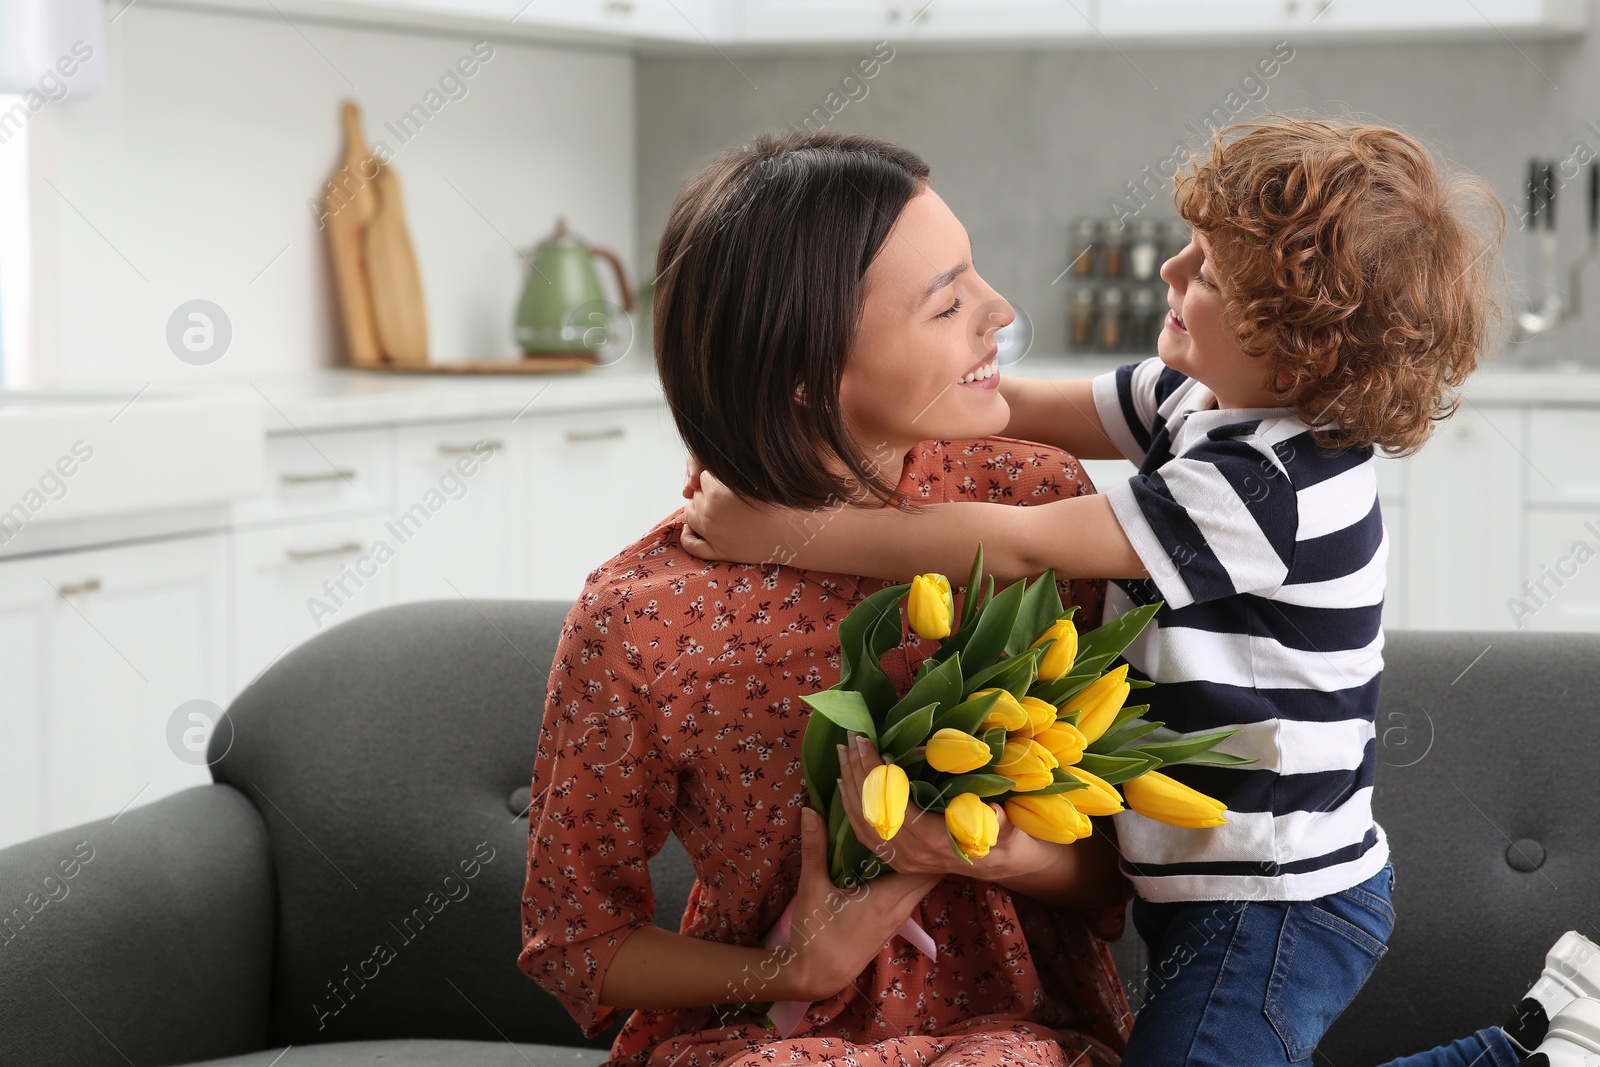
[{"xmin": 2, "ymin": 599, "xmax": 1595, "ymax": 1066}]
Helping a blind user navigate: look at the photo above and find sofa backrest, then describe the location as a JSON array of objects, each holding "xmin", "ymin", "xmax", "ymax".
[
  {"xmin": 210, "ymin": 598, "xmax": 647, "ymax": 1051},
  {"xmin": 1321, "ymin": 630, "xmax": 1600, "ymax": 1063}
]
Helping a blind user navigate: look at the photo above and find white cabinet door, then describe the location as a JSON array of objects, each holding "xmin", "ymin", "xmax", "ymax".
[
  {"xmin": 1517, "ymin": 509, "xmax": 1600, "ymax": 632},
  {"xmin": 391, "ymin": 421, "xmax": 525, "ymax": 603},
  {"xmin": 232, "ymin": 514, "xmax": 398, "ymax": 694},
  {"xmin": 1098, "ymin": 0, "xmax": 1306, "ymax": 36},
  {"xmin": 0, "ymin": 536, "xmax": 229, "ymax": 849},
  {"xmin": 738, "ymin": 0, "xmax": 897, "ymax": 39},
  {"xmin": 523, "ymin": 405, "xmax": 686, "ymax": 602},
  {"xmin": 1098, "ymin": 0, "xmax": 1583, "ymax": 38},
  {"xmin": 1401, "ymin": 405, "xmax": 1528, "ymax": 630},
  {"xmin": 396, "ymin": 0, "xmax": 719, "ymax": 39}
]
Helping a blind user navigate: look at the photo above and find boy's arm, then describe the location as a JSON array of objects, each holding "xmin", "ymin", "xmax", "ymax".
[
  {"xmin": 997, "ymin": 377, "xmax": 1127, "ymax": 461},
  {"xmin": 680, "ymin": 472, "xmax": 1147, "ymax": 583}
]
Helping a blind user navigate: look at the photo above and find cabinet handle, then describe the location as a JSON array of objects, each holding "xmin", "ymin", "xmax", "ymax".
[
  {"xmin": 605, "ymin": 0, "xmax": 635, "ymax": 13},
  {"xmin": 565, "ymin": 427, "xmax": 625, "ymax": 444},
  {"xmin": 281, "ymin": 469, "xmax": 356, "ymax": 485},
  {"xmin": 438, "ymin": 440, "xmax": 501, "ymax": 456},
  {"xmin": 56, "ymin": 577, "xmax": 102, "ymax": 597},
  {"xmin": 286, "ymin": 541, "xmax": 364, "ymax": 562}
]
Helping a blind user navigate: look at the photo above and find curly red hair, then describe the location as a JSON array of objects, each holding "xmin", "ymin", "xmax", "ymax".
[{"xmin": 1174, "ymin": 116, "xmax": 1505, "ymax": 456}]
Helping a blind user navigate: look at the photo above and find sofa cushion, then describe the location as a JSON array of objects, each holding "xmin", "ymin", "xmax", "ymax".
[
  {"xmin": 1321, "ymin": 630, "xmax": 1600, "ymax": 1063},
  {"xmin": 0, "ymin": 785, "xmax": 274, "ymax": 1067},
  {"xmin": 208, "ymin": 599, "xmax": 611, "ymax": 1052}
]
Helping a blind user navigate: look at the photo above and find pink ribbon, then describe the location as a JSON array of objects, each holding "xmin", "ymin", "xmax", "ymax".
[{"xmin": 758, "ymin": 894, "xmax": 938, "ymax": 1038}]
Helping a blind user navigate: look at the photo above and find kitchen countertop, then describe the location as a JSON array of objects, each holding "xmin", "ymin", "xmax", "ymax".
[{"xmin": 4, "ymin": 350, "xmax": 1598, "ymax": 437}]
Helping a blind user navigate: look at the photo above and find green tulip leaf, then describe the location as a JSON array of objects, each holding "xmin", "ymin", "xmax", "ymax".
[
  {"xmin": 1129, "ymin": 677, "xmax": 1155, "ymax": 688},
  {"xmin": 909, "ymin": 778, "xmax": 944, "ymax": 812},
  {"xmin": 838, "ymin": 583, "xmax": 908, "ymax": 687},
  {"xmin": 885, "ymin": 652, "xmax": 964, "ymax": 733},
  {"xmin": 1094, "ymin": 719, "xmax": 1166, "ymax": 751},
  {"xmin": 1135, "ymin": 729, "xmax": 1246, "ymax": 768},
  {"xmin": 1077, "ymin": 750, "xmax": 1162, "ymax": 785},
  {"xmin": 981, "ymin": 725, "xmax": 1009, "ymax": 763},
  {"xmin": 938, "ymin": 773, "xmax": 1017, "ymax": 799},
  {"xmin": 1030, "ymin": 671, "xmax": 1101, "ymax": 709},
  {"xmin": 1026, "ymin": 768, "xmax": 1090, "ymax": 796},
  {"xmin": 959, "ymin": 543, "xmax": 986, "ymax": 630},
  {"xmin": 1085, "ymin": 702, "xmax": 1153, "ymax": 754},
  {"xmin": 1180, "ymin": 750, "xmax": 1260, "ymax": 766},
  {"xmin": 947, "ymin": 826, "xmax": 976, "ymax": 867},
  {"xmin": 932, "ymin": 689, "xmax": 1004, "ymax": 736},
  {"xmin": 961, "ymin": 576, "xmax": 1028, "ymax": 672},
  {"xmin": 964, "ymin": 645, "xmax": 1043, "ymax": 700},
  {"xmin": 880, "ymin": 702, "xmax": 938, "ymax": 761},
  {"xmin": 801, "ymin": 709, "xmax": 848, "ymax": 814},
  {"xmin": 800, "ymin": 689, "xmax": 877, "ymax": 743},
  {"xmin": 1010, "ymin": 568, "xmax": 1066, "ymax": 656},
  {"xmin": 1071, "ymin": 601, "xmax": 1162, "ymax": 674}
]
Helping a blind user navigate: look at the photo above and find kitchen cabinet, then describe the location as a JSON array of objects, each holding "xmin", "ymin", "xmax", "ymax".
[
  {"xmin": 0, "ymin": 535, "xmax": 228, "ymax": 850},
  {"xmin": 231, "ymin": 512, "xmax": 399, "ymax": 691},
  {"xmin": 151, "ymin": 0, "xmax": 1585, "ymax": 48},
  {"xmin": 1096, "ymin": 0, "xmax": 1586, "ymax": 40},
  {"xmin": 391, "ymin": 421, "xmax": 525, "ymax": 602},
  {"xmin": 523, "ymin": 404, "xmax": 687, "ymax": 600}
]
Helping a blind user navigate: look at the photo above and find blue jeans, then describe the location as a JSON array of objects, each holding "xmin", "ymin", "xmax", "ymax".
[{"xmin": 1122, "ymin": 863, "xmax": 1399, "ymax": 1066}]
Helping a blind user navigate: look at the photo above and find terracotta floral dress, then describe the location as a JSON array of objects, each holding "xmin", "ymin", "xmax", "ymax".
[{"xmin": 519, "ymin": 437, "xmax": 1134, "ymax": 1067}]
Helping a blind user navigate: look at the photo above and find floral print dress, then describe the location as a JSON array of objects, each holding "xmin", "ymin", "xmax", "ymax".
[{"xmin": 519, "ymin": 438, "xmax": 1134, "ymax": 1067}]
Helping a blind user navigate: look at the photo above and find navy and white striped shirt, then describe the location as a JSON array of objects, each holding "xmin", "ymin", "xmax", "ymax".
[{"xmin": 1091, "ymin": 356, "xmax": 1389, "ymax": 903}]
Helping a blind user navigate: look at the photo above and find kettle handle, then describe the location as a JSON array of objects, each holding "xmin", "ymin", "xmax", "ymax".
[{"xmin": 587, "ymin": 245, "xmax": 636, "ymax": 314}]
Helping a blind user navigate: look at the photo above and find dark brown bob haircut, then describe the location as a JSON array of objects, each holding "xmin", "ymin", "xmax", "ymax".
[
  {"xmin": 1176, "ymin": 115, "xmax": 1505, "ymax": 457},
  {"xmin": 654, "ymin": 130, "xmax": 930, "ymax": 509}
]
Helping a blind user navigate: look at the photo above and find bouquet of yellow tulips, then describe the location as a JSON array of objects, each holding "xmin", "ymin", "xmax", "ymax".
[{"xmin": 803, "ymin": 545, "xmax": 1250, "ymax": 887}]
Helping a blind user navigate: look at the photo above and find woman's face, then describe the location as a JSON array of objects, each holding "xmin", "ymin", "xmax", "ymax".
[{"xmin": 839, "ymin": 187, "xmax": 1014, "ymax": 458}]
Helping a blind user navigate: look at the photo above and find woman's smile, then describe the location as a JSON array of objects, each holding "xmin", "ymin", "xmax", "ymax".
[{"xmin": 958, "ymin": 351, "xmax": 1001, "ymax": 389}]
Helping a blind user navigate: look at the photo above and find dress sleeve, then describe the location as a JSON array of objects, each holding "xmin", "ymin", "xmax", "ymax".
[
  {"xmin": 933, "ymin": 437, "xmax": 1107, "ymax": 628},
  {"xmin": 518, "ymin": 587, "xmax": 680, "ymax": 1039}
]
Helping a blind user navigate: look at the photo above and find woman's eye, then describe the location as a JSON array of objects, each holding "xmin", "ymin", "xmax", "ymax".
[
  {"xmin": 935, "ymin": 297, "xmax": 964, "ymax": 320},
  {"xmin": 1194, "ymin": 272, "xmax": 1215, "ymax": 290}
]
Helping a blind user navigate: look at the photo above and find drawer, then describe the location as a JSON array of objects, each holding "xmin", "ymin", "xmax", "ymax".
[
  {"xmin": 232, "ymin": 428, "xmax": 394, "ymax": 525},
  {"xmin": 1528, "ymin": 408, "xmax": 1600, "ymax": 505}
]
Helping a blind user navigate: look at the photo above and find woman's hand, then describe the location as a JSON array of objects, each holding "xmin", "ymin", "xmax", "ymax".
[
  {"xmin": 680, "ymin": 469, "xmax": 807, "ymax": 565},
  {"xmin": 776, "ymin": 806, "xmax": 943, "ymax": 1004},
  {"xmin": 836, "ymin": 732, "xmax": 1045, "ymax": 884}
]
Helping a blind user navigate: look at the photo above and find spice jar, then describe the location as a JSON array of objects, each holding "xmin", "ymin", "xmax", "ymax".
[
  {"xmin": 1069, "ymin": 287, "xmax": 1097, "ymax": 350},
  {"xmin": 1130, "ymin": 218, "xmax": 1162, "ymax": 282},
  {"xmin": 1127, "ymin": 286, "xmax": 1158, "ymax": 350},
  {"xmin": 1101, "ymin": 225, "xmax": 1128, "ymax": 280},
  {"xmin": 1097, "ymin": 286, "xmax": 1126, "ymax": 352},
  {"xmin": 1070, "ymin": 219, "xmax": 1100, "ymax": 278}
]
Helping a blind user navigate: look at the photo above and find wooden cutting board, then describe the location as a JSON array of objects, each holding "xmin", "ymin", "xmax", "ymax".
[
  {"xmin": 324, "ymin": 103, "xmax": 384, "ymax": 368},
  {"xmin": 365, "ymin": 163, "xmax": 430, "ymax": 366}
]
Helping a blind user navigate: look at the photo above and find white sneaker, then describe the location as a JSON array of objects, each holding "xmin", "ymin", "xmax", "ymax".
[
  {"xmin": 1530, "ymin": 932, "xmax": 1600, "ymax": 1019},
  {"xmin": 1520, "ymin": 996, "xmax": 1600, "ymax": 1066}
]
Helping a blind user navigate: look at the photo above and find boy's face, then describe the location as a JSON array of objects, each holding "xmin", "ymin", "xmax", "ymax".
[{"xmin": 1157, "ymin": 231, "xmax": 1277, "ymax": 408}]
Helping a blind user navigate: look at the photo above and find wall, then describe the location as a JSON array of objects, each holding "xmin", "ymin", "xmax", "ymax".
[
  {"xmin": 636, "ymin": 14, "xmax": 1600, "ymax": 362},
  {"xmin": 21, "ymin": 2, "xmax": 636, "ymax": 386}
]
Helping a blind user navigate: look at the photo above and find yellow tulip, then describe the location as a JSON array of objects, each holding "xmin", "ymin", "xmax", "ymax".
[
  {"xmin": 974, "ymin": 688, "xmax": 1030, "ymax": 733},
  {"xmin": 1061, "ymin": 766, "xmax": 1125, "ymax": 815},
  {"xmin": 1031, "ymin": 617, "xmax": 1080, "ymax": 682},
  {"xmin": 1017, "ymin": 696, "xmax": 1058, "ymax": 738},
  {"xmin": 995, "ymin": 738, "xmax": 1055, "ymax": 792},
  {"xmin": 862, "ymin": 762, "xmax": 911, "ymax": 840},
  {"xmin": 945, "ymin": 792, "xmax": 999, "ymax": 859},
  {"xmin": 907, "ymin": 573, "xmax": 955, "ymax": 640},
  {"xmin": 1005, "ymin": 793, "xmax": 1092, "ymax": 843},
  {"xmin": 1035, "ymin": 721, "xmax": 1088, "ymax": 766},
  {"xmin": 1064, "ymin": 664, "xmax": 1131, "ymax": 745},
  {"xmin": 925, "ymin": 728, "xmax": 994, "ymax": 774},
  {"xmin": 1122, "ymin": 771, "xmax": 1228, "ymax": 829}
]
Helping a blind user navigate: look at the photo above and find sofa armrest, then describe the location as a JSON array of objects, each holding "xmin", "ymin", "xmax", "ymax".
[{"xmin": 0, "ymin": 784, "xmax": 275, "ymax": 1067}]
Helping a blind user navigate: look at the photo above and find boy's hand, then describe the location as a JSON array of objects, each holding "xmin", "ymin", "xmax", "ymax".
[{"xmin": 680, "ymin": 470, "xmax": 807, "ymax": 564}]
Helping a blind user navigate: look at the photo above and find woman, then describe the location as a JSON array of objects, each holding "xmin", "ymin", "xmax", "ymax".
[{"xmin": 518, "ymin": 129, "xmax": 1132, "ymax": 1067}]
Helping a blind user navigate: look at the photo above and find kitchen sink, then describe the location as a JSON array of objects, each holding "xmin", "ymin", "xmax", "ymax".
[{"xmin": 0, "ymin": 388, "xmax": 263, "ymax": 526}]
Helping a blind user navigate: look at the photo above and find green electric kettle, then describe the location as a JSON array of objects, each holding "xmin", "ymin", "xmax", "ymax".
[{"xmin": 514, "ymin": 218, "xmax": 636, "ymax": 359}]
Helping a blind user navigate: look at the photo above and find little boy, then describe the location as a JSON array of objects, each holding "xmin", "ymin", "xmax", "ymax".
[{"xmin": 682, "ymin": 116, "xmax": 1505, "ymax": 1064}]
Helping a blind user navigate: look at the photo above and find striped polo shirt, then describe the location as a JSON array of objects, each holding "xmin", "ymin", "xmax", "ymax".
[{"xmin": 1091, "ymin": 356, "xmax": 1389, "ymax": 903}]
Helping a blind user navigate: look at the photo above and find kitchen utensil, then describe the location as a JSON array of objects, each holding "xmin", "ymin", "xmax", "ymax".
[
  {"xmin": 365, "ymin": 163, "xmax": 429, "ymax": 365},
  {"xmin": 1514, "ymin": 159, "xmax": 1563, "ymax": 342},
  {"xmin": 1567, "ymin": 160, "xmax": 1599, "ymax": 320},
  {"xmin": 324, "ymin": 102, "xmax": 384, "ymax": 368},
  {"xmin": 514, "ymin": 218, "xmax": 635, "ymax": 359}
]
